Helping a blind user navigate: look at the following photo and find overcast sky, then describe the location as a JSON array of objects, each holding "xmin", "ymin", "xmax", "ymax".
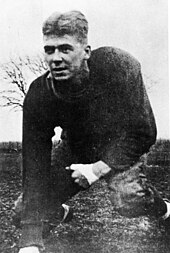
[{"xmin": 0, "ymin": 0, "xmax": 169, "ymax": 141}]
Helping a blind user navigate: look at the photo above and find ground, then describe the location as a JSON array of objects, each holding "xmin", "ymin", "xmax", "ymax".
[{"xmin": 0, "ymin": 141, "xmax": 170, "ymax": 253}]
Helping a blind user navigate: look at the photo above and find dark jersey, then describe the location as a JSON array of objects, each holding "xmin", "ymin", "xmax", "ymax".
[{"xmin": 22, "ymin": 46, "xmax": 156, "ymax": 233}]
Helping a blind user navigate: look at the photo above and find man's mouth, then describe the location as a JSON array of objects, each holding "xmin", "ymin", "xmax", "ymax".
[{"xmin": 52, "ymin": 67, "xmax": 67, "ymax": 72}]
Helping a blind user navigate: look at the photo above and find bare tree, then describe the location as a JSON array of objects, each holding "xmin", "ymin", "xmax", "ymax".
[{"xmin": 0, "ymin": 54, "xmax": 47, "ymax": 111}]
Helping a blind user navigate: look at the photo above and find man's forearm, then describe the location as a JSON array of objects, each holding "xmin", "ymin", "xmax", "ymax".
[{"xmin": 21, "ymin": 108, "xmax": 54, "ymax": 247}]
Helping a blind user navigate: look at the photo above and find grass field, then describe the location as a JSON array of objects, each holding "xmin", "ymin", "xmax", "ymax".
[{"xmin": 0, "ymin": 140, "xmax": 170, "ymax": 253}]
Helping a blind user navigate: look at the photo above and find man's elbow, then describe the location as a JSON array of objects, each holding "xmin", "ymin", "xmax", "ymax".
[{"xmin": 144, "ymin": 123, "xmax": 157, "ymax": 152}]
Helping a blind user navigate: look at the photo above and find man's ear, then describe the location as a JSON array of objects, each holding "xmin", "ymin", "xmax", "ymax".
[{"xmin": 84, "ymin": 45, "xmax": 91, "ymax": 60}]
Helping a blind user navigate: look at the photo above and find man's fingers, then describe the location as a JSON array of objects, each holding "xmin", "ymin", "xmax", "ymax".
[
  {"xmin": 66, "ymin": 164, "xmax": 83, "ymax": 171},
  {"xmin": 66, "ymin": 164, "xmax": 90, "ymax": 188},
  {"xmin": 71, "ymin": 170, "xmax": 82, "ymax": 178},
  {"xmin": 66, "ymin": 165, "xmax": 83, "ymax": 181},
  {"xmin": 65, "ymin": 166, "xmax": 71, "ymax": 170}
]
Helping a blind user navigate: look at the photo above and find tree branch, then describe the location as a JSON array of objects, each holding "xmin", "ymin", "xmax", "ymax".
[{"xmin": 0, "ymin": 54, "xmax": 47, "ymax": 110}]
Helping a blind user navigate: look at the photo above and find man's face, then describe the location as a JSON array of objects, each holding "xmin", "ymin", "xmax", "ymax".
[{"xmin": 43, "ymin": 34, "xmax": 91, "ymax": 81}]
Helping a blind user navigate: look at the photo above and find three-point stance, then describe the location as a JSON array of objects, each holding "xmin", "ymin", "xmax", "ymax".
[{"xmin": 17, "ymin": 11, "xmax": 170, "ymax": 253}]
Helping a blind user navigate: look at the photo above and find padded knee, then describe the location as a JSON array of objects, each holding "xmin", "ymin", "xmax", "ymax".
[{"xmin": 108, "ymin": 163, "xmax": 155, "ymax": 217}]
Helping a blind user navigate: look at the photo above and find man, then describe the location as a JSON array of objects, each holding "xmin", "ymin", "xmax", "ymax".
[{"xmin": 18, "ymin": 10, "xmax": 170, "ymax": 253}]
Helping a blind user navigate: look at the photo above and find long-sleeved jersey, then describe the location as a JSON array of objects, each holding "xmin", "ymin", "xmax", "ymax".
[{"xmin": 21, "ymin": 47, "xmax": 157, "ymax": 247}]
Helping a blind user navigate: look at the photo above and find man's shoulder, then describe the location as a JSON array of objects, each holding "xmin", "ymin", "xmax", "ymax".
[
  {"xmin": 26, "ymin": 71, "xmax": 49, "ymax": 95},
  {"xmin": 90, "ymin": 46, "xmax": 140, "ymax": 72},
  {"xmin": 24, "ymin": 71, "xmax": 49, "ymax": 107},
  {"xmin": 30, "ymin": 71, "xmax": 49, "ymax": 88}
]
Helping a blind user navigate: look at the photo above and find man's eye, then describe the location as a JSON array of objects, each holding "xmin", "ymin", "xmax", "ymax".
[
  {"xmin": 60, "ymin": 46, "xmax": 71, "ymax": 54},
  {"xmin": 46, "ymin": 50, "xmax": 54, "ymax": 55},
  {"xmin": 62, "ymin": 49, "xmax": 69, "ymax": 53},
  {"xmin": 44, "ymin": 46, "xmax": 55, "ymax": 54}
]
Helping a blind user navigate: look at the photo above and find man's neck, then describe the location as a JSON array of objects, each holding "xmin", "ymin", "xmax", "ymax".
[{"xmin": 51, "ymin": 61, "xmax": 90, "ymax": 99}]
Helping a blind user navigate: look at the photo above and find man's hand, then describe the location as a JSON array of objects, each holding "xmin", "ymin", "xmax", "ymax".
[
  {"xmin": 66, "ymin": 163, "xmax": 98, "ymax": 188},
  {"xmin": 19, "ymin": 246, "xmax": 40, "ymax": 253},
  {"xmin": 66, "ymin": 161, "xmax": 111, "ymax": 188}
]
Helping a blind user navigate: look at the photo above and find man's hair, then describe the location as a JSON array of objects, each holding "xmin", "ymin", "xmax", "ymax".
[{"xmin": 42, "ymin": 10, "xmax": 88, "ymax": 44}]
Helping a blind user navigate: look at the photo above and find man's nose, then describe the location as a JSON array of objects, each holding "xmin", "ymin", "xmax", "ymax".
[{"xmin": 52, "ymin": 50, "xmax": 62, "ymax": 62}]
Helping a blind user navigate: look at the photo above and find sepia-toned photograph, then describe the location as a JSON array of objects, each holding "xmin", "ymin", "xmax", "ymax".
[{"xmin": 0, "ymin": 0, "xmax": 169, "ymax": 252}]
